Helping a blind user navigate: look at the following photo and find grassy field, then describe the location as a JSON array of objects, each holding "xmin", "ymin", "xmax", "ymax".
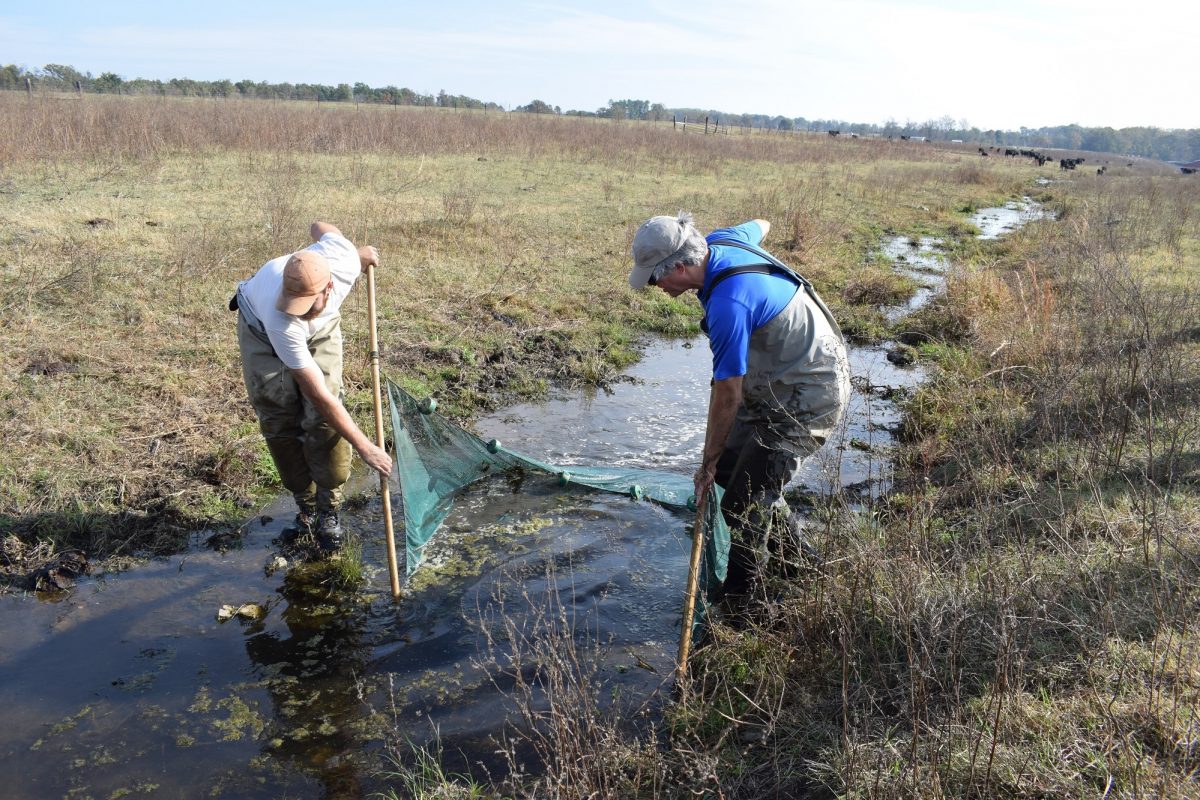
[
  {"xmin": 0, "ymin": 94, "xmax": 1023, "ymax": 566},
  {"xmin": 1, "ymin": 93, "xmax": 1197, "ymax": 798}
]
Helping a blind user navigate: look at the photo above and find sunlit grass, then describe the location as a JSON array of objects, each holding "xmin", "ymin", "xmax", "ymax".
[
  {"xmin": 1, "ymin": 90, "xmax": 1197, "ymax": 798},
  {"xmin": 0, "ymin": 93, "xmax": 1035, "ymax": 563}
]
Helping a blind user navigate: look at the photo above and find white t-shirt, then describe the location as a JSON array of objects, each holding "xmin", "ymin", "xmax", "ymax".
[{"xmin": 240, "ymin": 233, "xmax": 361, "ymax": 371}]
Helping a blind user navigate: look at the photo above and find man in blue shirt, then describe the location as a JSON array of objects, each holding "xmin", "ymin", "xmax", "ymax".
[{"xmin": 629, "ymin": 212, "xmax": 850, "ymax": 594}]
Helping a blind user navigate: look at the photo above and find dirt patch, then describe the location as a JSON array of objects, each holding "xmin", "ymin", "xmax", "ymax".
[{"xmin": 1, "ymin": 535, "xmax": 91, "ymax": 591}]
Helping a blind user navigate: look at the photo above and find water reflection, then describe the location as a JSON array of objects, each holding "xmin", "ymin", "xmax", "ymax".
[{"xmin": 244, "ymin": 565, "xmax": 374, "ymax": 797}]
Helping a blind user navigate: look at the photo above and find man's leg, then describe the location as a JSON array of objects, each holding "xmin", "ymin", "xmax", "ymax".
[
  {"xmin": 238, "ymin": 316, "xmax": 318, "ymax": 522},
  {"xmin": 302, "ymin": 318, "xmax": 353, "ymax": 548},
  {"xmin": 715, "ymin": 419, "xmax": 803, "ymax": 595}
]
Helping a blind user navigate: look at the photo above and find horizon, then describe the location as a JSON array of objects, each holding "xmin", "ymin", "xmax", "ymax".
[{"xmin": 3, "ymin": 0, "xmax": 1197, "ymax": 131}]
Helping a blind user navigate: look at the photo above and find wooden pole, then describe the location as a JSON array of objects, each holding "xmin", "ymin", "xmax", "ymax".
[
  {"xmin": 675, "ymin": 491, "xmax": 708, "ymax": 687},
  {"xmin": 366, "ymin": 264, "xmax": 402, "ymax": 600}
]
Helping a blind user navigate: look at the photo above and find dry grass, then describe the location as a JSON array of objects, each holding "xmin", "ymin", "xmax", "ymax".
[
  {"xmin": 11, "ymin": 89, "xmax": 1196, "ymax": 798},
  {"xmin": 0, "ymin": 92, "xmax": 1030, "ymax": 579},
  {"xmin": 371, "ymin": 168, "xmax": 1200, "ymax": 799},
  {"xmin": 764, "ymin": 171, "xmax": 1200, "ymax": 799},
  {"xmin": 475, "ymin": 568, "xmax": 674, "ymax": 799},
  {"xmin": 0, "ymin": 93, "xmax": 941, "ymax": 168}
]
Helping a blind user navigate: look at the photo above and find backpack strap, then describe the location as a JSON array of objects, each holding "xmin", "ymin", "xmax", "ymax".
[
  {"xmin": 698, "ymin": 263, "xmax": 780, "ymax": 305},
  {"xmin": 702, "ymin": 239, "xmax": 844, "ymax": 343}
]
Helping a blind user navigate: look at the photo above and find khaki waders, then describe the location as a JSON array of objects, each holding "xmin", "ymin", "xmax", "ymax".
[
  {"xmin": 715, "ymin": 285, "xmax": 851, "ymax": 592},
  {"xmin": 237, "ymin": 311, "xmax": 353, "ymax": 517}
]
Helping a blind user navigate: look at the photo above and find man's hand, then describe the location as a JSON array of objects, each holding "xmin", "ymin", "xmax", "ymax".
[
  {"xmin": 696, "ymin": 375, "xmax": 743, "ymax": 504},
  {"xmin": 358, "ymin": 245, "xmax": 379, "ymax": 273},
  {"xmin": 359, "ymin": 441, "xmax": 392, "ymax": 478},
  {"xmin": 693, "ymin": 464, "xmax": 716, "ymax": 508}
]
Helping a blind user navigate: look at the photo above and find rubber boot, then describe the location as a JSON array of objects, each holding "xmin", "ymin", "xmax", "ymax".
[
  {"xmin": 315, "ymin": 512, "xmax": 345, "ymax": 554},
  {"xmin": 279, "ymin": 511, "xmax": 315, "ymax": 545}
]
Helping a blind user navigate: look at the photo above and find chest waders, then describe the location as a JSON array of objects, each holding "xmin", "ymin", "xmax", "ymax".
[
  {"xmin": 235, "ymin": 285, "xmax": 353, "ymax": 517},
  {"xmin": 701, "ymin": 240, "xmax": 851, "ymax": 594}
]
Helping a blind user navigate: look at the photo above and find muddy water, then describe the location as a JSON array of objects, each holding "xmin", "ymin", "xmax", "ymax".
[
  {"xmin": 881, "ymin": 234, "xmax": 948, "ymax": 322},
  {"xmin": 0, "ymin": 487, "xmax": 690, "ymax": 798},
  {"xmin": 475, "ymin": 333, "xmax": 918, "ymax": 503},
  {"xmin": 0, "ymin": 201, "xmax": 1045, "ymax": 798},
  {"xmin": 972, "ymin": 197, "xmax": 1049, "ymax": 239}
]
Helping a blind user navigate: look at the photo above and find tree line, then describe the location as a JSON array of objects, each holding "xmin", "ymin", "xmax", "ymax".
[
  {"xmin": 1, "ymin": 63, "xmax": 501, "ymax": 111},
  {"xmin": 653, "ymin": 109, "xmax": 1200, "ymax": 163},
  {"xmin": 5, "ymin": 63, "xmax": 1196, "ymax": 162}
]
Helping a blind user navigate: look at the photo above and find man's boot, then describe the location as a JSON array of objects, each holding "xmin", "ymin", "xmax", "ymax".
[
  {"xmin": 279, "ymin": 511, "xmax": 315, "ymax": 545},
  {"xmin": 315, "ymin": 511, "xmax": 345, "ymax": 554}
]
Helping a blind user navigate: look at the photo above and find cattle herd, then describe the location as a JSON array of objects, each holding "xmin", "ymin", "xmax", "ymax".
[
  {"xmin": 819, "ymin": 135, "xmax": 1178, "ymax": 175},
  {"xmin": 973, "ymin": 146, "xmax": 1098, "ymax": 172},
  {"xmin": 1000, "ymin": 148, "xmax": 1061, "ymax": 167}
]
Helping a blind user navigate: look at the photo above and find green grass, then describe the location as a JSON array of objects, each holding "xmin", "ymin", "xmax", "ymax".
[{"xmin": 379, "ymin": 739, "xmax": 497, "ymax": 800}]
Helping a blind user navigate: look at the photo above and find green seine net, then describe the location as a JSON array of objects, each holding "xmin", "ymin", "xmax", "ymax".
[{"xmin": 387, "ymin": 380, "xmax": 729, "ymax": 622}]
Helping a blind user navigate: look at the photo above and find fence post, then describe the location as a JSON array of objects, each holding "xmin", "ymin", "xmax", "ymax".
[
  {"xmin": 25, "ymin": 76, "xmax": 32, "ymax": 97},
  {"xmin": 705, "ymin": 116, "xmax": 709, "ymax": 135},
  {"xmin": 673, "ymin": 114, "xmax": 676, "ymax": 130}
]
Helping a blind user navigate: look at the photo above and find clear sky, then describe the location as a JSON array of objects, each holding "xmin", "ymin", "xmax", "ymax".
[{"xmin": 3, "ymin": 0, "xmax": 1195, "ymax": 130}]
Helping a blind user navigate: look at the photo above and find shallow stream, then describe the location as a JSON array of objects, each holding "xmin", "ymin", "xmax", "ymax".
[{"xmin": 0, "ymin": 199, "xmax": 1046, "ymax": 798}]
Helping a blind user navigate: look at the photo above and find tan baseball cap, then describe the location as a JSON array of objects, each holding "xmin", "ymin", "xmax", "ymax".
[
  {"xmin": 276, "ymin": 250, "xmax": 331, "ymax": 315},
  {"xmin": 629, "ymin": 213, "xmax": 695, "ymax": 288}
]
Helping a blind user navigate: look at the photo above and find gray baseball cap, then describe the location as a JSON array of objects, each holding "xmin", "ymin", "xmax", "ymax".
[{"xmin": 629, "ymin": 213, "xmax": 696, "ymax": 288}]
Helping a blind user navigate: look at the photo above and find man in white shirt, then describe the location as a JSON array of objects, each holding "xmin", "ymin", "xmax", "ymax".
[{"xmin": 235, "ymin": 221, "xmax": 392, "ymax": 552}]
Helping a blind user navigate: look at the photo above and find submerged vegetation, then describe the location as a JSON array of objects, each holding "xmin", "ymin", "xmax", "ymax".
[{"xmin": 0, "ymin": 93, "xmax": 1197, "ymax": 798}]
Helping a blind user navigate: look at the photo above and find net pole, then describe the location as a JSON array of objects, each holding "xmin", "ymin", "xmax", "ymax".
[
  {"xmin": 366, "ymin": 263, "xmax": 402, "ymax": 600},
  {"xmin": 675, "ymin": 491, "xmax": 708, "ymax": 688}
]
